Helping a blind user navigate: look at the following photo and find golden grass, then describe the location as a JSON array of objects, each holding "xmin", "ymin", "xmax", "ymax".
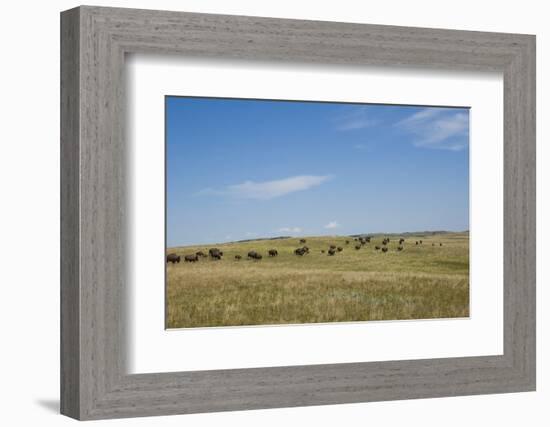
[{"xmin": 166, "ymin": 232, "xmax": 469, "ymax": 328}]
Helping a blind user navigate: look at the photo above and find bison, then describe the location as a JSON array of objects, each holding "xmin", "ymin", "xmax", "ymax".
[
  {"xmin": 337, "ymin": 247, "xmax": 343, "ymax": 252},
  {"xmin": 345, "ymin": 240, "xmax": 350, "ymax": 244},
  {"xmin": 321, "ymin": 250, "xmax": 326, "ymax": 254},
  {"xmin": 209, "ymin": 248, "xmax": 223, "ymax": 259},
  {"xmin": 299, "ymin": 239, "xmax": 307, "ymax": 244},
  {"xmin": 440, "ymin": 243, "xmax": 443, "ymax": 246},
  {"xmin": 235, "ymin": 255, "xmax": 242, "ymax": 260},
  {"xmin": 355, "ymin": 244, "xmax": 361, "ymax": 250},
  {"xmin": 329, "ymin": 244, "xmax": 336, "ymax": 250},
  {"xmin": 184, "ymin": 254, "xmax": 199, "ymax": 262},
  {"xmin": 295, "ymin": 247, "xmax": 307, "ymax": 256},
  {"xmin": 166, "ymin": 253, "xmax": 180, "ymax": 264},
  {"xmin": 248, "ymin": 251, "xmax": 262, "ymax": 260},
  {"xmin": 365, "ymin": 237, "xmax": 371, "ymax": 243},
  {"xmin": 328, "ymin": 248, "xmax": 336, "ymax": 256},
  {"xmin": 375, "ymin": 246, "xmax": 381, "ymax": 250},
  {"xmin": 268, "ymin": 249, "xmax": 278, "ymax": 257},
  {"xmin": 419, "ymin": 240, "xmax": 423, "ymax": 244},
  {"xmin": 196, "ymin": 251, "xmax": 207, "ymax": 258},
  {"xmin": 399, "ymin": 238, "xmax": 405, "ymax": 244},
  {"xmin": 381, "ymin": 247, "xmax": 388, "ymax": 253},
  {"xmin": 415, "ymin": 241, "xmax": 419, "ymax": 245},
  {"xmin": 397, "ymin": 246, "xmax": 404, "ymax": 251}
]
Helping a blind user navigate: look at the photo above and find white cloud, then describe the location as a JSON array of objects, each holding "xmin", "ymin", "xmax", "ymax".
[
  {"xmin": 334, "ymin": 106, "xmax": 378, "ymax": 131},
  {"xmin": 198, "ymin": 175, "xmax": 332, "ymax": 200},
  {"xmin": 278, "ymin": 227, "xmax": 302, "ymax": 234},
  {"xmin": 324, "ymin": 221, "xmax": 341, "ymax": 229},
  {"xmin": 396, "ymin": 107, "xmax": 469, "ymax": 151}
]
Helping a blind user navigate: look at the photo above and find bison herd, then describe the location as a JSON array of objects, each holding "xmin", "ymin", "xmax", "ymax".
[{"xmin": 167, "ymin": 236, "xmax": 445, "ymax": 264}]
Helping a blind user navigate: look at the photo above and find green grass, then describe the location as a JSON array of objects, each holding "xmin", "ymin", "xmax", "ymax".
[{"xmin": 166, "ymin": 232, "xmax": 469, "ymax": 328}]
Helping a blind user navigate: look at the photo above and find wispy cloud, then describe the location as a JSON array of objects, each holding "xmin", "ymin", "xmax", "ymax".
[
  {"xmin": 334, "ymin": 106, "xmax": 378, "ymax": 131},
  {"xmin": 197, "ymin": 175, "xmax": 333, "ymax": 200},
  {"xmin": 324, "ymin": 221, "xmax": 341, "ymax": 229},
  {"xmin": 278, "ymin": 227, "xmax": 302, "ymax": 234},
  {"xmin": 396, "ymin": 107, "xmax": 469, "ymax": 151}
]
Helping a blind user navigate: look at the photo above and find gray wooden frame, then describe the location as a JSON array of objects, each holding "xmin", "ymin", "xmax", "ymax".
[{"xmin": 60, "ymin": 5, "xmax": 536, "ymax": 421}]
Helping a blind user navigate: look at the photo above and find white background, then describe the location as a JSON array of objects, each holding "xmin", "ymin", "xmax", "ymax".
[
  {"xmin": 128, "ymin": 57, "xmax": 503, "ymax": 373},
  {"xmin": 0, "ymin": 0, "xmax": 547, "ymax": 426}
]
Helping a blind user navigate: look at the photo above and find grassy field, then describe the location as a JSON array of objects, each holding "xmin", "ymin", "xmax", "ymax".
[{"xmin": 166, "ymin": 232, "xmax": 469, "ymax": 328}]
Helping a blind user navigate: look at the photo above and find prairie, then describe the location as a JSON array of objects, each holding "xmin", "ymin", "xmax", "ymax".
[{"xmin": 166, "ymin": 232, "xmax": 469, "ymax": 328}]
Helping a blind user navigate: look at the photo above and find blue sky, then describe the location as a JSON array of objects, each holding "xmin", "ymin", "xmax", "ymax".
[{"xmin": 166, "ymin": 97, "xmax": 469, "ymax": 246}]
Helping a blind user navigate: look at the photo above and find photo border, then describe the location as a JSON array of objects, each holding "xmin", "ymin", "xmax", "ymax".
[{"xmin": 61, "ymin": 6, "xmax": 535, "ymax": 420}]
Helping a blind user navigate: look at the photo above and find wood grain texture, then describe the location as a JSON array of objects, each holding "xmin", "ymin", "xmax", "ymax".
[{"xmin": 60, "ymin": 5, "xmax": 536, "ymax": 420}]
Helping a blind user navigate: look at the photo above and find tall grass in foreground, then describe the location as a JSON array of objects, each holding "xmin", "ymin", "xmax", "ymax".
[{"xmin": 166, "ymin": 233, "xmax": 469, "ymax": 328}]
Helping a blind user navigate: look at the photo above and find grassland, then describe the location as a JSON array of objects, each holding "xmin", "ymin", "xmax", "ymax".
[{"xmin": 166, "ymin": 232, "xmax": 469, "ymax": 328}]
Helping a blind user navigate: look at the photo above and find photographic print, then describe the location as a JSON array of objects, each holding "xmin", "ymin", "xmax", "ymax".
[{"xmin": 166, "ymin": 97, "xmax": 470, "ymax": 329}]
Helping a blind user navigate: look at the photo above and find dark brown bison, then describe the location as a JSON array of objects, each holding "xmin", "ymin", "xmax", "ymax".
[
  {"xmin": 355, "ymin": 244, "xmax": 361, "ymax": 250},
  {"xmin": 440, "ymin": 243, "xmax": 443, "ymax": 246},
  {"xmin": 196, "ymin": 251, "xmax": 207, "ymax": 258},
  {"xmin": 184, "ymin": 254, "xmax": 199, "ymax": 262},
  {"xmin": 247, "ymin": 251, "xmax": 262, "ymax": 260},
  {"xmin": 397, "ymin": 246, "xmax": 404, "ymax": 251},
  {"xmin": 415, "ymin": 241, "xmax": 419, "ymax": 245},
  {"xmin": 432, "ymin": 243, "xmax": 435, "ymax": 246},
  {"xmin": 328, "ymin": 248, "xmax": 336, "ymax": 256},
  {"xmin": 209, "ymin": 248, "xmax": 223, "ymax": 259},
  {"xmin": 419, "ymin": 240, "xmax": 423, "ymax": 244},
  {"xmin": 337, "ymin": 247, "xmax": 343, "ymax": 252},
  {"xmin": 365, "ymin": 237, "xmax": 371, "ymax": 243},
  {"xmin": 299, "ymin": 239, "xmax": 307, "ymax": 244},
  {"xmin": 399, "ymin": 238, "xmax": 405, "ymax": 244},
  {"xmin": 268, "ymin": 249, "xmax": 278, "ymax": 257},
  {"xmin": 295, "ymin": 247, "xmax": 307, "ymax": 256},
  {"xmin": 235, "ymin": 255, "xmax": 242, "ymax": 260},
  {"xmin": 381, "ymin": 247, "xmax": 388, "ymax": 253},
  {"xmin": 166, "ymin": 253, "xmax": 180, "ymax": 264},
  {"xmin": 303, "ymin": 246, "xmax": 310, "ymax": 253},
  {"xmin": 375, "ymin": 246, "xmax": 381, "ymax": 250},
  {"xmin": 345, "ymin": 240, "xmax": 350, "ymax": 244},
  {"xmin": 321, "ymin": 250, "xmax": 326, "ymax": 253},
  {"xmin": 329, "ymin": 244, "xmax": 336, "ymax": 250}
]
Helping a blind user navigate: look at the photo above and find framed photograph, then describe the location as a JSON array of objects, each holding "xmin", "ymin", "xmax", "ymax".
[{"xmin": 61, "ymin": 6, "xmax": 535, "ymax": 420}]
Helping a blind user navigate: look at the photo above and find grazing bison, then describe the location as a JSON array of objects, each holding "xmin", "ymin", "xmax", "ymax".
[
  {"xmin": 415, "ymin": 241, "xmax": 419, "ymax": 245},
  {"xmin": 196, "ymin": 251, "xmax": 207, "ymax": 258},
  {"xmin": 184, "ymin": 254, "xmax": 199, "ymax": 262},
  {"xmin": 235, "ymin": 255, "xmax": 242, "ymax": 260},
  {"xmin": 248, "ymin": 251, "xmax": 262, "ymax": 260},
  {"xmin": 355, "ymin": 244, "xmax": 361, "ymax": 250},
  {"xmin": 399, "ymin": 238, "xmax": 405, "ymax": 244},
  {"xmin": 321, "ymin": 250, "xmax": 326, "ymax": 253},
  {"xmin": 166, "ymin": 253, "xmax": 180, "ymax": 264},
  {"xmin": 365, "ymin": 237, "xmax": 371, "ymax": 243},
  {"xmin": 328, "ymin": 248, "xmax": 336, "ymax": 256},
  {"xmin": 329, "ymin": 244, "xmax": 336, "ymax": 250},
  {"xmin": 303, "ymin": 246, "xmax": 310, "ymax": 253},
  {"xmin": 381, "ymin": 247, "xmax": 388, "ymax": 253},
  {"xmin": 345, "ymin": 240, "xmax": 350, "ymax": 244},
  {"xmin": 397, "ymin": 246, "xmax": 404, "ymax": 251},
  {"xmin": 294, "ymin": 246, "xmax": 309, "ymax": 256},
  {"xmin": 268, "ymin": 249, "xmax": 278, "ymax": 257},
  {"xmin": 432, "ymin": 243, "xmax": 435, "ymax": 246},
  {"xmin": 337, "ymin": 247, "xmax": 343, "ymax": 252},
  {"xmin": 440, "ymin": 243, "xmax": 443, "ymax": 246},
  {"xmin": 299, "ymin": 239, "xmax": 307, "ymax": 244},
  {"xmin": 419, "ymin": 240, "xmax": 423, "ymax": 244},
  {"xmin": 375, "ymin": 246, "xmax": 381, "ymax": 250}
]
